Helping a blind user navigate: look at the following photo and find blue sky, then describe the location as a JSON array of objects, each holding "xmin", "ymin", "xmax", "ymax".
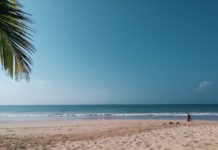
[{"xmin": 0, "ymin": 0, "xmax": 218, "ymax": 104}]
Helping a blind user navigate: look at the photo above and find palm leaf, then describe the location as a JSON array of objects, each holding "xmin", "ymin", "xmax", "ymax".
[{"xmin": 0, "ymin": 0, "xmax": 35, "ymax": 81}]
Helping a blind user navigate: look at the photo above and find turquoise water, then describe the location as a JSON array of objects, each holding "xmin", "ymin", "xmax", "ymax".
[{"xmin": 0, "ymin": 105, "xmax": 218, "ymax": 121}]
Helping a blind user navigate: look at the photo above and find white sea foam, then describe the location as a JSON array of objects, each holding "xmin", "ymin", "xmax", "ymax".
[
  {"xmin": 72, "ymin": 112, "xmax": 218, "ymax": 117},
  {"xmin": 0, "ymin": 112, "xmax": 218, "ymax": 120}
]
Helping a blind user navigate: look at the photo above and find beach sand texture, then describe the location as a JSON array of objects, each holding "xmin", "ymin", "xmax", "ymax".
[{"xmin": 0, "ymin": 120, "xmax": 218, "ymax": 150}]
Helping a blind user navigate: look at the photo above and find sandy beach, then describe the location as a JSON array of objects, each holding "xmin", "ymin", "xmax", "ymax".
[{"xmin": 0, "ymin": 120, "xmax": 218, "ymax": 150}]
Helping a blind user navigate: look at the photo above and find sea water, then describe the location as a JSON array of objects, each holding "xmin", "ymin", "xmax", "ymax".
[{"xmin": 0, "ymin": 104, "xmax": 218, "ymax": 121}]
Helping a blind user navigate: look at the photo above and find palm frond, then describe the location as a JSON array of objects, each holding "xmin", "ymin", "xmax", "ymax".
[{"xmin": 0, "ymin": 0, "xmax": 35, "ymax": 81}]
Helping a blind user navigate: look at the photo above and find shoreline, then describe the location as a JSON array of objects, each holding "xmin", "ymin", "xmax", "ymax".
[{"xmin": 0, "ymin": 120, "xmax": 218, "ymax": 149}]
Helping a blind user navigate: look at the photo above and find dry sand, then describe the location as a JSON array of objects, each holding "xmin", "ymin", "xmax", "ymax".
[{"xmin": 0, "ymin": 120, "xmax": 218, "ymax": 150}]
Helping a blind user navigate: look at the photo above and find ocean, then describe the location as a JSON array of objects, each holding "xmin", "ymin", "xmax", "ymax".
[{"xmin": 0, "ymin": 104, "xmax": 218, "ymax": 121}]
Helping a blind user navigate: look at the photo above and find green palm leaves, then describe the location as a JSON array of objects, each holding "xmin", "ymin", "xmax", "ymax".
[{"xmin": 0, "ymin": 0, "xmax": 35, "ymax": 81}]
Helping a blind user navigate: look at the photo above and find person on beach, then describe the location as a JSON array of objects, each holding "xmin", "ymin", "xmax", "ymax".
[{"xmin": 186, "ymin": 113, "xmax": 192, "ymax": 122}]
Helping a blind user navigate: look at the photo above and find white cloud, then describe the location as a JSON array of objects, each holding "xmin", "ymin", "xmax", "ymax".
[{"xmin": 196, "ymin": 81, "xmax": 213, "ymax": 92}]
